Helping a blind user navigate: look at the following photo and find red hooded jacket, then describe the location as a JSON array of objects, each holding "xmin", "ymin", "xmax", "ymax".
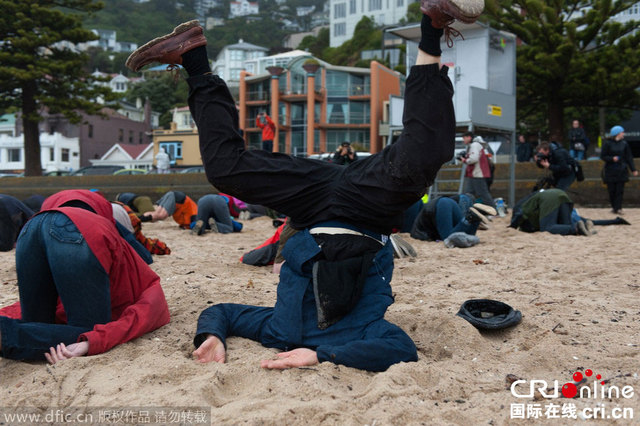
[
  {"xmin": 256, "ymin": 114, "xmax": 275, "ymax": 141},
  {"xmin": 0, "ymin": 190, "xmax": 170, "ymax": 356}
]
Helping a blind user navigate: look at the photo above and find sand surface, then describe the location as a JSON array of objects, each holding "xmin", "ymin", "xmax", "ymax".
[{"xmin": 1, "ymin": 208, "xmax": 638, "ymax": 425}]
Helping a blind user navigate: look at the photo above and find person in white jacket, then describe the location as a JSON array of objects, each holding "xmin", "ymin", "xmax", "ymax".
[
  {"xmin": 461, "ymin": 133, "xmax": 496, "ymax": 208},
  {"xmin": 155, "ymin": 148, "xmax": 170, "ymax": 174}
]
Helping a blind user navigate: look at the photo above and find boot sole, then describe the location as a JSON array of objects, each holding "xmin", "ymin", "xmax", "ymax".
[
  {"xmin": 126, "ymin": 20, "xmax": 202, "ymax": 71},
  {"xmin": 472, "ymin": 203, "xmax": 497, "ymax": 217}
]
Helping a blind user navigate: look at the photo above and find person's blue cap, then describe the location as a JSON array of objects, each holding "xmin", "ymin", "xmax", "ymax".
[{"xmin": 610, "ymin": 125, "xmax": 624, "ymax": 137}]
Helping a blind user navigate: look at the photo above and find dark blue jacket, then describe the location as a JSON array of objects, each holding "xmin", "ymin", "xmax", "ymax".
[{"xmin": 195, "ymin": 229, "xmax": 417, "ymax": 372}]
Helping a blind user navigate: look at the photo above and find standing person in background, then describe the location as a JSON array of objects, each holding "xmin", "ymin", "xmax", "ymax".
[
  {"xmin": 461, "ymin": 133, "xmax": 496, "ymax": 208},
  {"xmin": 256, "ymin": 112, "xmax": 275, "ymax": 152},
  {"xmin": 600, "ymin": 126, "xmax": 638, "ymax": 215},
  {"xmin": 568, "ymin": 119, "xmax": 588, "ymax": 160},
  {"xmin": 516, "ymin": 134, "xmax": 533, "ymax": 162},
  {"xmin": 155, "ymin": 148, "xmax": 170, "ymax": 174},
  {"xmin": 332, "ymin": 142, "xmax": 358, "ymax": 165}
]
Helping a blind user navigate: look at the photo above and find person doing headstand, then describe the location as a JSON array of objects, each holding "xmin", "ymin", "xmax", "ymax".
[{"xmin": 126, "ymin": 0, "xmax": 483, "ymax": 372}]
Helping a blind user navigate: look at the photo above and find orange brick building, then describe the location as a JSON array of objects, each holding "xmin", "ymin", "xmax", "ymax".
[{"xmin": 238, "ymin": 56, "xmax": 404, "ymax": 155}]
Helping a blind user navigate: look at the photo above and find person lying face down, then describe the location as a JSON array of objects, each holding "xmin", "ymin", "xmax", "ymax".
[{"xmin": 0, "ymin": 190, "xmax": 170, "ymax": 364}]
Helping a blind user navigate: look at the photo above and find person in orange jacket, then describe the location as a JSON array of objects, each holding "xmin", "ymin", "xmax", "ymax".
[
  {"xmin": 256, "ymin": 111, "xmax": 275, "ymax": 152},
  {"xmin": 144, "ymin": 190, "xmax": 198, "ymax": 229}
]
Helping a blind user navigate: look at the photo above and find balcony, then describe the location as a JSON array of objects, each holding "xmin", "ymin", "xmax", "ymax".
[
  {"xmin": 246, "ymin": 91, "xmax": 270, "ymax": 104},
  {"xmin": 348, "ymin": 85, "xmax": 370, "ymax": 99}
]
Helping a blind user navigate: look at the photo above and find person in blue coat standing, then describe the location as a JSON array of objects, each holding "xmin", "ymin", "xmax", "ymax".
[{"xmin": 601, "ymin": 125, "xmax": 638, "ymax": 214}]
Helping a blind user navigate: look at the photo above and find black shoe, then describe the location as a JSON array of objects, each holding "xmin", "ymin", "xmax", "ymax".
[
  {"xmin": 466, "ymin": 207, "xmax": 490, "ymax": 225},
  {"xmin": 616, "ymin": 216, "xmax": 631, "ymax": 225}
]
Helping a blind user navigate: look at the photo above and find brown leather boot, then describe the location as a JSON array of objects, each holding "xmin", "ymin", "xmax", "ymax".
[
  {"xmin": 125, "ymin": 20, "xmax": 207, "ymax": 72},
  {"xmin": 420, "ymin": 0, "xmax": 484, "ymax": 28}
]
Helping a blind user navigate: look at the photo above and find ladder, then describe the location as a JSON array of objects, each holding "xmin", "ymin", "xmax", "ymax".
[{"xmin": 428, "ymin": 164, "xmax": 466, "ymax": 199}]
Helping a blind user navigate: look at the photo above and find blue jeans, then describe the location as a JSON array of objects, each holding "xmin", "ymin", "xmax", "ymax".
[
  {"xmin": 569, "ymin": 149, "xmax": 585, "ymax": 160},
  {"xmin": 435, "ymin": 197, "xmax": 479, "ymax": 239},
  {"xmin": 196, "ymin": 194, "xmax": 234, "ymax": 233},
  {"xmin": 0, "ymin": 212, "xmax": 111, "ymax": 360}
]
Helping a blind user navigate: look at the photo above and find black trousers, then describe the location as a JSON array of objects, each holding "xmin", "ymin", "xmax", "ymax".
[
  {"xmin": 606, "ymin": 181, "xmax": 625, "ymax": 212},
  {"xmin": 540, "ymin": 202, "xmax": 575, "ymax": 235},
  {"xmin": 187, "ymin": 64, "xmax": 455, "ymax": 235}
]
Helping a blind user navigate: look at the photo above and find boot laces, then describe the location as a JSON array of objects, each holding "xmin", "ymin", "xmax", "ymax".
[
  {"xmin": 444, "ymin": 25, "xmax": 464, "ymax": 48},
  {"xmin": 166, "ymin": 64, "xmax": 182, "ymax": 83}
]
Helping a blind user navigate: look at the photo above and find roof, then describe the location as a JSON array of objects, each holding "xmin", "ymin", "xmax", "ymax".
[
  {"xmin": 226, "ymin": 39, "xmax": 268, "ymax": 51},
  {"xmin": 265, "ymin": 49, "xmax": 309, "ymax": 59},
  {"xmin": 119, "ymin": 143, "xmax": 150, "ymax": 159},
  {"xmin": 0, "ymin": 114, "xmax": 16, "ymax": 126},
  {"xmin": 99, "ymin": 143, "xmax": 153, "ymax": 161}
]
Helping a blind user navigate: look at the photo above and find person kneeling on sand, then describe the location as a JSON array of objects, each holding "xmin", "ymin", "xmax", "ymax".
[
  {"xmin": 0, "ymin": 190, "xmax": 170, "ymax": 363},
  {"xmin": 510, "ymin": 188, "xmax": 629, "ymax": 236},
  {"xmin": 410, "ymin": 193, "xmax": 496, "ymax": 244},
  {"xmin": 126, "ymin": 0, "xmax": 483, "ymax": 371}
]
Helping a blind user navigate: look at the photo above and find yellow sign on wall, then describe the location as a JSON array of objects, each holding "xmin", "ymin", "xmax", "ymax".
[{"xmin": 488, "ymin": 105, "xmax": 502, "ymax": 117}]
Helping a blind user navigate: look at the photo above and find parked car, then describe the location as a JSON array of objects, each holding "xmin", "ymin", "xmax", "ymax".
[
  {"xmin": 113, "ymin": 168, "xmax": 147, "ymax": 176},
  {"xmin": 44, "ymin": 170, "xmax": 71, "ymax": 176},
  {"xmin": 179, "ymin": 166, "xmax": 205, "ymax": 173},
  {"xmin": 0, "ymin": 173, "xmax": 21, "ymax": 178},
  {"xmin": 70, "ymin": 165, "xmax": 124, "ymax": 176}
]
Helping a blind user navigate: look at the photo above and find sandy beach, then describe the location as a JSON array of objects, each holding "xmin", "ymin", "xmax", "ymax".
[{"xmin": 1, "ymin": 207, "xmax": 638, "ymax": 425}]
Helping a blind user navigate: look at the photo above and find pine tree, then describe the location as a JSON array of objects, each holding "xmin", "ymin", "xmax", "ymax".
[
  {"xmin": 0, "ymin": 0, "xmax": 116, "ymax": 175},
  {"xmin": 484, "ymin": 0, "xmax": 640, "ymax": 142}
]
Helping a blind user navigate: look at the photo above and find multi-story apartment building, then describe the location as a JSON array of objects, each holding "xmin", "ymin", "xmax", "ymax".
[
  {"xmin": 329, "ymin": 0, "xmax": 411, "ymax": 46},
  {"xmin": 229, "ymin": 0, "xmax": 259, "ymax": 17},
  {"xmin": 212, "ymin": 40, "xmax": 268, "ymax": 87},
  {"xmin": 238, "ymin": 56, "xmax": 404, "ymax": 155}
]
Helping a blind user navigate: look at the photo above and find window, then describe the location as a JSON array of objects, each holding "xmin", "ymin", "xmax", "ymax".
[
  {"xmin": 159, "ymin": 141, "xmax": 183, "ymax": 165},
  {"xmin": 129, "ymin": 130, "xmax": 134, "ymax": 143},
  {"xmin": 8, "ymin": 148, "xmax": 21, "ymax": 162},
  {"xmin": 118, "ymin": 129, "xmax": 123, "ymax": 142},
  {"xmin": 334, "ymin": 22, "xmax": 346, "ymax": 37},
  {"xmin": 349, "ymin": 0, "xmax": 356, "ymax": 13},
  {"xmin": 61, "ymin": 148, "xmax": 70, "ymax": 162},
  {"xmin": 50, "ymin": 148, "xmax": 55, "ymax": 162},
  {"xmin": 139, "ymin": 132, "xmax": 143, "ymax": 144},
  {"xmin": 334, "ymin": 2, "xmax": 346, "ymax": 18},
  {"xmin": 88, "ymin": 124, "xmax": 93, "ymax": 138},
  {"xmin": 326, "ymin": 71, "xmax": 349, "ymax": 96},
  {"xmin": 230, "ymin": 50, "xmax": 244, "ymax": 61},
  {"xmin": 369, "ymin": 0, "xmax": 381, "ymax": 10},
  {"xmin": 397, "ymin": 0, "xmax": 403, "ymax": 6}
]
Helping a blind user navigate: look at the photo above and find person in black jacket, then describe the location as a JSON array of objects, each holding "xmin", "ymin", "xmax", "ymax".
[
  {"xmin": 332, "ymin": 142, "xmax": 358, "ymax": 165},
  {"xmin": 600, "ymin": 125, "xmax": 638, "ymax": 214},
  {"xmin": 516, "ymin": 134, "xmax": 533, "ymax": 162},
  {"xmin": 535, "ymin": 141, "xmax": 576, "ymax": 191}
]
